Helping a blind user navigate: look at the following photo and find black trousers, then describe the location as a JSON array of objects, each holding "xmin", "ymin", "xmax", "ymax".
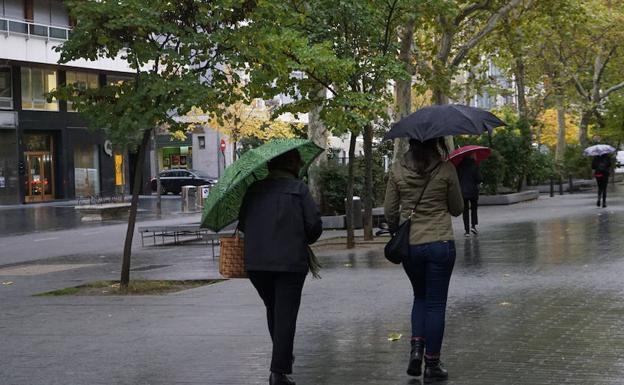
[
  {"xmin": 596, "ymin": 176, "xmax": 608, "ymax": 204},
  {"xmin": 463, "ymin": 198, "xmax": 478, "ymax": 233},
  {"xmin": 248, "ymin": 271, "xmax": 306, "ymax": 374}
]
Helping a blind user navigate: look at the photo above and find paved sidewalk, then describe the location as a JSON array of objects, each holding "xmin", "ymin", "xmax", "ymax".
[{"xmin": 2, "ymin": 188, "xmax": 624, "ymax": 384}]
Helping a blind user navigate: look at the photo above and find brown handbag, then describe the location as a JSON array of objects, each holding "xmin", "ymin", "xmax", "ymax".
[{"xmin": 219, "ymin": 231, "xmax": 247, "ymax": 278}]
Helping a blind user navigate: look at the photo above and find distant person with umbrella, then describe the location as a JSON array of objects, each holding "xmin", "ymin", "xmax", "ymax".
[
  {"xmin": 450, "ymin": 146, "xmax": 490, "ymax": 237},
  {"xmin": 584, "ymin": 144, "xmax": 615, "ymax": 208},
  {"xmin": 384, "ymin": 104, "xmax": 504, "ymax": 382},
  {"xmin": 456, "ymin": 154, "xmax": 482, "ymax": 236},
  {"xmin": 592, "ymin": 154, "xmax": 611, "ymax": 208}
]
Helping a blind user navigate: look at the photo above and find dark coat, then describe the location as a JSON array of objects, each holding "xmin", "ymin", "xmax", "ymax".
[
  {"xmin": 592, "ymin": 155, "xmax": 611, "ymax": 178},
  {"xmin": 456, "ymin": 157, "xmax": 482, "ymax": 200},
  {"xmin": 238, "ymin": 173, "xmax": 323, "ymax": 273}
]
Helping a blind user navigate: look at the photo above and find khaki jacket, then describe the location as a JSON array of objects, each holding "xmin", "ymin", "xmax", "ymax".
[{"xmin": 384, "ymin": 152, "xmax": 464, "ymax": 245}]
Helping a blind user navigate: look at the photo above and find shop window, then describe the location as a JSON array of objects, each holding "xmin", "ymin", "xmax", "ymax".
[
  {"xmin": 107, "ymin": 75, "xmax": 133, "ymax": 86},
  {"xmin": 66, "ymin": 71, "xmax": 99, "ymax": 112},
  {"xmin": 0, "ymin": 67, "xmax": 12, "ymax": 110},
  {"xmin": 74, "ymin": 145, "xmax": 100, "ymax": 197},
  {"xmin": 21, "ymin": 67, "xmax": 58, "ymax": 111}
]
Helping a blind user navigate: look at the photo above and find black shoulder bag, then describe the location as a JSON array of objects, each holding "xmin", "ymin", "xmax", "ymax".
[{"xmin": 384, "ymin": 164, "xmax": 438, "ymax": 264}]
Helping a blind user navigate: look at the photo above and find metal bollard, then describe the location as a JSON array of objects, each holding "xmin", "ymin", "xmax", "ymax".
[
  {"xmin": 550, "ymin": 178, "xmax": 554, "ymax": 197},
  {"xmin": 181, "ymin": 185, "xmax": 198, "ymax": 213},
  {"xmin": 568, "ymin": 175, "xmax": 573, "ymax": 194},
  {"xmin": 559, "ymin": 177, "xmax": 564, "ymax": 195},
  {"xmin": 196, "ymin": 185, "xmax": 211, "ymax": 210}
]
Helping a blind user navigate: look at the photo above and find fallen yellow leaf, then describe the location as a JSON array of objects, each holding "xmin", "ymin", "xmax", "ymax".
[
  {"xmin": 2, "ymin": 281, "xmax": 14, "ymax": 285},
  {"xmin": 387, "ymin": 332, "xmax": 402, "ymax": 341}
]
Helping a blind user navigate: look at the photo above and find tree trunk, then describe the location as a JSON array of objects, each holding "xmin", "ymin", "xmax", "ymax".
[
  {"xmin": 515, "ymin": 57, "xmax": 528, "ymax": 121},
  {"xmin": 555, "ymin": 105, "xmax": 566, "ymax": 164},
  {"xmin": 307, "ymin": 88, "xmax": 328, "ymax": 205},
  {"xmin": 362, "ymin": 124, "xmax": 373, "ymax": 240},
  {"xmin": 514, "ymin": 55, "xmax": 531, "ymax": 191},
  {"xmin": 432, "ymin": 85, "xmax": 454, "ymax": 149},
  {"xmin": 120, "ymin": 129, "xmax": 151, "ymax": 288},
  {"xmin": 345, "ymin": 131, "xmax": 357, "ymax": 249},
  {"xmin": 392, "ymin": 19, "xmax": 415, "ymax": 164},
  {"xmin": 153, "ymin": 129, "xmax": 162, "ymax": 216},
  {"xmin": 578, "ymin": 110, "xmax": 592, "ymax": 147}
]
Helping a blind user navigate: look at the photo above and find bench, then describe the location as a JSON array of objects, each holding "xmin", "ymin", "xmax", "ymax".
[{"xmin": 138, "ymin": 225, "xmax": 235, "ymax": 258}]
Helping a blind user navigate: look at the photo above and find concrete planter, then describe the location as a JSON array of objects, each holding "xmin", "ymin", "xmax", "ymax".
[
  {"xmin": 479, "ymin": 190, "xmax": 539, "ymax": 206},
  {"xmin": 75, "ymin": 203, "xmax": 132, "ymax": 222}
]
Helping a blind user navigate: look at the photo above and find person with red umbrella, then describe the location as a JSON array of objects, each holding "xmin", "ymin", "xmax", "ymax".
[{"xmin": 449, "ymin": 146, "xmax": 490, "ymax": 237}]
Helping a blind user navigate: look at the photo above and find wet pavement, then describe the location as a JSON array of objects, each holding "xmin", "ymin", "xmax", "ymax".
[
  {"xmin": 0, "ymin": 195, "xmax": 189, "ymax": 237},
  {"xmin": 2, "ymin": 190, "xmax": 624, "ymax": 384}
]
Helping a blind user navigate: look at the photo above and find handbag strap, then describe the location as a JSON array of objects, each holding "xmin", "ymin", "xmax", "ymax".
[{"xmin": 408, "ymin": 161, "xmax": 441, "ymax": 217}]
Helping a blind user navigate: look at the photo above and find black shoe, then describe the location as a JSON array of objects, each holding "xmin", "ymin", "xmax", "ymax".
[
  {"xmin": 407, "ymin": 339, "xmax": 425, "ymax": 376},
  {"xmin": 424, "ymin": 358, "xmax": 448, "ymax": 383},
  {"xmin": 603, "ymin": 203, "xmax": 607, "ymax": 208},
  {"xmin": 269, "ymin": 372, "xmax": 296, "ymax": 385},
  {"xmin": 597, "ymin": 200, "xmax": 601, "ymax": 207}
]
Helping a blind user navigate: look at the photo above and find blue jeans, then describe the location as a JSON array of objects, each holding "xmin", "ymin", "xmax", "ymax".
[{"xmin": 402, "ymin": 241, "xmax": 456, "ymax": 356}]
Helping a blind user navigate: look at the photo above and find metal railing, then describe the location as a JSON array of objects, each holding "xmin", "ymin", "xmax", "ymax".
[{"xmin": 0, "ymin": 17, "xmax": 70, "ymax": 41}]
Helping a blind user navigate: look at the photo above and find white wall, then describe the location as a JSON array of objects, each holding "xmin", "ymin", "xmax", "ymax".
[
  {"xmin": 0, "ymin": 35, "xmax": 135, "ymax": 73},
  {"xmin": 191, "ymin": 126, "xmax": 233, "ymax": 179}
]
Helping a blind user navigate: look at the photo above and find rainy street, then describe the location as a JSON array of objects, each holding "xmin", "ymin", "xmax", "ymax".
[{"xmin": 2, "ymin": 189, "xmax": 624, "ymax": 385}]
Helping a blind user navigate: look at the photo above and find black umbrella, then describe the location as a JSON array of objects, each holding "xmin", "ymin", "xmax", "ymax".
[{"xmin": 383, "ymin": 104, "xmax": 505, "ymax": 141}]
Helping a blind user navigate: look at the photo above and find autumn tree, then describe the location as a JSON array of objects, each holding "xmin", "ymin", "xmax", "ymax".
[
  {"xmin": 240, "ymin": 0, "xmax": 410, "ymax": 247},
  {"xmin": 561, "ymin": 0, "xmax": 624, "ymax": 146},
  {"xmin": 54, "ymin": 0, "xmax": 252, "ymax": 288}
]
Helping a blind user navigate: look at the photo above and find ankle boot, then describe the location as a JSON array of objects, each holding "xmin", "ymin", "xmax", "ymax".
[
  {"xmin": 406, "ymin": 339, "xmax": 425, "ymax": 376},
  {"xmin": 269, "ymin": 372, "xmax": 296, "ymax": 385},
  {"xmin": 424, "ymin": 357, "xmax": 448, "ymax": 383}
]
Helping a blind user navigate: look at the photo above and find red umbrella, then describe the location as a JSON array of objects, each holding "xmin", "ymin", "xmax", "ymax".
[{"xmin": 448, "ymin": 145, "xmax": 491, "ymax": 166}]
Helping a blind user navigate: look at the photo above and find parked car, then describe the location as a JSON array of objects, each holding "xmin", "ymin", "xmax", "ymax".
[
  {"xmin": 150, "ymin": 169, "xmax": 218, "ymax": 195},
  {"xmin": 616, "ymin": 151, "xmax": 624, "ymax": 174}
]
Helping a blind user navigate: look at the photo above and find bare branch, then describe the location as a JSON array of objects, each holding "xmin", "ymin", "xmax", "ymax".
[
  {"xmin": 593, "ymin": 46, "xmax": 617, "ymax": 91},
  {"xmin": 450, "ymin": 0, "xmax": 524, "ymax": 68},
  {"xmin": 601, "ymin": 81, "xmax": 624, "ymax": 99},
  {"xmin": 454, "ymin": 0, "xmax": 491, "ymax": 26},
  {"xmin": 571, "ymin": 74, "xmax": 590, "ymax": 101}
]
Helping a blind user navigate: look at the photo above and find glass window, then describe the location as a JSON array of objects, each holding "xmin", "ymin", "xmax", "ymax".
[
  {"xmin": 74, "ymin": 145, "xmax": 100, "ymax": 197},
  {"xmin": 21, "ymin": 67, "xmax": 58, "ymax": 111},
  {"xmin": 66, "ymin": 71, "xmax": 99, "ymax": 112},
  {"xmin": 107, "ymin": 75, "xmax": 133, "ymax": 86},
  {"xmin": 0, "ymin": 67, "xmax": 12, "ymax": 110}
]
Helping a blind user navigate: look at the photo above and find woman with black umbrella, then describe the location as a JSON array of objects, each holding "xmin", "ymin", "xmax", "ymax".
[{"xmin": 384, "ymin": 138, "xmax": 464, "ymax": 382}]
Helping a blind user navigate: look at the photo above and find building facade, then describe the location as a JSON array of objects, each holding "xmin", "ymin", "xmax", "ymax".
[{"xmin": 0, "ymin": 0, "xmax": 136, "ymax": 204}]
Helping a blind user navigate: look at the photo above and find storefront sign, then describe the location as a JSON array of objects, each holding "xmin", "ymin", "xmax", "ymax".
[
  {"xmin": 201, "ymin": 186, "xmax": 210, "ymax": 198},
  {"xmin": 115, "ymin": 154, "xmax": 124, "ymax": 186},
  {"xmin": 220, "ymin": 139, "xmax": 226, "ymax": 152}
]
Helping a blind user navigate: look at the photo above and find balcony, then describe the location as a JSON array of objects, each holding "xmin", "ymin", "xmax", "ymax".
[{"xmin": 0, "ymin": 16, "xmax": 70, "ymax": 41}]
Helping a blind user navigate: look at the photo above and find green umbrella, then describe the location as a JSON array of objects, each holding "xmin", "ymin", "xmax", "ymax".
[{"xmin": 200, "ymin": 138, "xmax": 324, "ymax": 232}]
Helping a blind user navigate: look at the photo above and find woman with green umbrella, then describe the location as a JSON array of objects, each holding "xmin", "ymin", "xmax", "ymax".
[{"xmin": 237, "ymin": 148, "xmax": 323, "ymax": 385}]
